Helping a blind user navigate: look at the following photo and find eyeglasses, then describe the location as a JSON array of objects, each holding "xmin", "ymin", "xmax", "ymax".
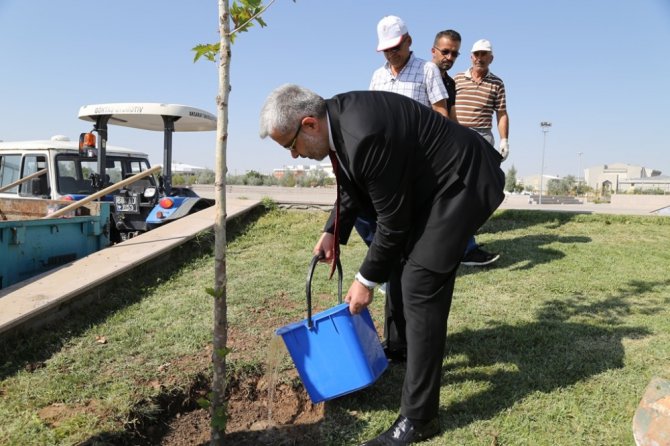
[
  {"xmin": 283, "ymin": 121, "xmax": 302, "ymax": 150},
  {"xmin": 383, "ymin": 36, "xmax": 407, "ymax": 53},
  {"xmin": 433, "ymin": 47, "xmax": 460, "ymax": 58}
]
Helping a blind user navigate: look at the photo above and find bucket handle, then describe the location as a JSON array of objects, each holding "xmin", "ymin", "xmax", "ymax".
[{"xmin": 306, "ymin": 254, "xmax": 343, "ymax": 329}]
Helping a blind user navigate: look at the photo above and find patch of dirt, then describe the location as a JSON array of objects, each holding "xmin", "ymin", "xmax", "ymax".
[
  {"xmin": 134, "ymin": 299, "xmax": 331, "ymax": 446},
  {"xmin": 40, "ymin": 368, "xmax": 326, "ymax": 445},
  {"xmin": 38, "ymin": 400, "xmax": 106, "ymax": 428},
  {"xmin": 63, "ymin": 294, "xmax": 346, "ymax": 445},
  {"xmin": 158, "ymin": 371, "xmax": 324, "ymax": 446}
]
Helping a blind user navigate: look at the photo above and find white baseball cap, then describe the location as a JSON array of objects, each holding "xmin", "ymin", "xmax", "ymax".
[
  {"xmin": 376, "ymin": 15, "xmax": 408, "ymax": 51},
  {"xmin": 471, "ymin": 39, "xmax": 493, "ymax": 53}
]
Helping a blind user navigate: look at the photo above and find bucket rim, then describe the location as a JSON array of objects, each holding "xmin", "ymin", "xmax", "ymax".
[{"xmin": 275, "ymin": 302, "xmax": 354, "ymax": 336}]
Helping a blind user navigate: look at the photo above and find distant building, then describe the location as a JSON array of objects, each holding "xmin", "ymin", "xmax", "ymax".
[
  {"xmin": 618, "ymin": 175, "xmax": 670, "ymax": 193},
  {"xmin": 585, "ymin": 163, "xmax": 667, "ymax": 194},
  {"xmin": 520, "ymin": 174, "xmax": 561, "ymax": 193},
  {"xmin": 272, "ymin": 162, "xmax": 334, "ymax": 180},
  {"xmin": 520, "ymin": 163, "xmax": 669, "ymax": 195},
  {"xmin": 171, "ymin": 162, "xmax": 209, "ymax": 175}
]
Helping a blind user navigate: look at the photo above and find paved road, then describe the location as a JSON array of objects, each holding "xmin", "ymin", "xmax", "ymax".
[{"xmin": 193, "ymin": 185, "xmax": 667, "ymax": 217}]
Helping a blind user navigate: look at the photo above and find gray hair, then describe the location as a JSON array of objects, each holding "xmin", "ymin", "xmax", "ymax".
[{"xmin": 259, "ymin": 84, "xmax": 327, "ymax": 138}]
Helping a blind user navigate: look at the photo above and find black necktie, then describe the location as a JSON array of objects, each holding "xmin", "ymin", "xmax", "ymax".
[{"xmin": 328, "ymin": 151, "xmax": 340, "ymax": 280}]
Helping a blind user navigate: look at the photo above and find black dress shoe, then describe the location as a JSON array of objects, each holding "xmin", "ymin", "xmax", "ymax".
[{"xmin": 360, "ymin": 415, "xmax": 440, "ymax": 445}]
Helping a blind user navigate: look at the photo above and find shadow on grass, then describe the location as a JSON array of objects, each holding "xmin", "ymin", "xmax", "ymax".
[
  {"xmin": 328, "ymin": 278, "xmax": 662, "ymax": 439},
  {"xmin": 223, "ymin": 419, "xmax": 355, "ymax": 446},
  {"xmin": 455, "ymin": 209, "xmax": 594, "ymax": 278},
  {"xmin": 437, "ymin": 277, "xmax": 667, "ymax": 430},
  {"xmin": 536, "ymin": 279, "xmax": 670, "ymax": 323},
  {"xmin": 458, "ymin": 233, "xmax": 591, "ymax": 278},
  {"xmin": 0, "ymin": 204, "xmax": 266, "ymax": 381},
  {"xmin": 439, "ymin": 320, "xmax": 645, "ymax": 430},
  {"xmin": 482, "ymin": 209, "xmax": 589, "ymax": 235}
]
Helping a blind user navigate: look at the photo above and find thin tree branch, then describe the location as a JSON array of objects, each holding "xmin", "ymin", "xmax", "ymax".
[{"xmin": 227, "ymin": 0, "xmax": 276, "ymax": 36}]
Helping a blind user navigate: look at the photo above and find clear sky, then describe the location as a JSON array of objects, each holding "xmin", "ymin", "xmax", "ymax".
[{"xmin": 1, "ymin": 0, "xmax": 669, "ymax": 180}]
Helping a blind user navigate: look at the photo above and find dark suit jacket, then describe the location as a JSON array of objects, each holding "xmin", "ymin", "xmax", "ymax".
[{"xmin": 323, "ymin": 91, "xmax": 505, "ymax": 281}]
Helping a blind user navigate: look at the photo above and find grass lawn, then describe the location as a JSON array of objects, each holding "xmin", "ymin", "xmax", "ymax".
[{"xmin": 1, "ymin": 207, "xmax": 669, "ymax": 445}]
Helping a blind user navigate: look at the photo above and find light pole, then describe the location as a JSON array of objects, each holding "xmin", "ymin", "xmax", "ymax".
[
  {"xmin": 539, "ymin": 121, "xmax": 552, "ymax": 204},
  {"xmin": 577, "ymin": 152, "xmax": 583, "ymax": 185}
]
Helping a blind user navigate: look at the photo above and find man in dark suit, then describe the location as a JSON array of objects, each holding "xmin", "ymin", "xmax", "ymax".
[{"xmin": 260, "ymin": 84, "xmax": 505, "ymax": 445}]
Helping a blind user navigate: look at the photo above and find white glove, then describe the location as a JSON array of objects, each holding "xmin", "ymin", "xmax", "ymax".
[{"xmin": 499, "ymin": 138, "xmax": 509, "ymax": 162}]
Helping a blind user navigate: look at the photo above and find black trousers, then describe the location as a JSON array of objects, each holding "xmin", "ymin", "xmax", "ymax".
[
  {"xmin": 388, "ymin": 257, "xmax": 457, "ymax": 421},
  {"xmin": 383, "ymin": 259, "xmax": 406, "ymax": 352}
]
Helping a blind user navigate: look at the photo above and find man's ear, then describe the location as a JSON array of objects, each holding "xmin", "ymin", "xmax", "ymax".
[{"xmin": 303, "ymin": 116, "xmax": 319, "ymax": 131}]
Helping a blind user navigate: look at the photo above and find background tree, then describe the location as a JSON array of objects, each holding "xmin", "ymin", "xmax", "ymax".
[
  {"xmin": 279, "ymin": 170, "xmax": 297, "ymax": 187},
  {"xmin": 547, "ymin": 175, "xmax": 577, "ymax": 196},
  {"xmin": 505, "ymin": 165, "xmax": 518, "ymax": 193},
  {"xmin": 172, "ymin": 173, "xmax": 187, "ymax": 186},
  {"xmin": 197, "ymin": 169, "xmax": 216, "ymax": 184},
  {"xmin": 243, "ymin": 170, "xmax": 266, "ymax": 185},
  {"xmin": 574, "ymin": 181, "xmax": 591, "ymax": 196}
]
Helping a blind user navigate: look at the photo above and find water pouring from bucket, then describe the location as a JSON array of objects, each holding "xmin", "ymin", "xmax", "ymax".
[{"xmin": 275, "ymin": 255, "xmax": 388, "ymax": 404}]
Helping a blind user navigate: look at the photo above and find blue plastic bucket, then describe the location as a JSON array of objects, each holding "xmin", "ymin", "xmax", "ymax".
[{"xmin": 275, "ymin": 256, "xmax": 388, "ymax": 403}]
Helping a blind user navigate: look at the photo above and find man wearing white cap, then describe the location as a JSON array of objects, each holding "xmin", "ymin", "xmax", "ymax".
[
  {"xmin": 454, "ymin": 39, "xmax": 510, "ymax": 161},
  {"xmin": 370, "ymin": 15, "xmax": 449, "ymax": 117},
  {"xmin": 363, "ymin": 15, "xmax": 450, "ymax": 365}
]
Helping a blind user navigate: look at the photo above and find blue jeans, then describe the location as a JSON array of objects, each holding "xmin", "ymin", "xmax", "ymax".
[
  {"xmin": 464, "ymin": 235, "xmax": 477, "ymax": 255},
  {"xmin": 354, "ymin": 217, "xmax": 377, "ymax": 247}
]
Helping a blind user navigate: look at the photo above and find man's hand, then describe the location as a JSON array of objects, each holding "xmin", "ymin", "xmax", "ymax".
[
  {"xmin": 499, "ymin": 138, "xmax": 510, "ymax": 161},
  {"xmin": 313, "ymin": 232, "xmax": 335, "ymax": 263},
  {"xmin": 345, "ymin": 280, "xmax": 374, "ymax": 315}
]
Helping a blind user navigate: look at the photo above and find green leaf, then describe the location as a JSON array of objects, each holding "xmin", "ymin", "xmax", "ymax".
[
  {"xmin": 205, "ymin": 286, "xmax": 225, "ymax": 299},
  {"xmin": 211, "ymin": 405, "xmax": 228, "ymax": 430},
  {"xmin": 215, "ymin": 347, "xmax": 232, "ymax": 359},
  {"xmin": 193, "ymin": 0, "xmax": 286, "ymax": 58},
  {"xmin": 239, "ymin": 0, "xmax": 263, "ymax": 8},
  {"xmin": 192, "ymin": 43, "xmax": 219, "ymax": 63},
  {"xmin": 196, "ymin": 397, "xmax": 211, "ymax": 410}
]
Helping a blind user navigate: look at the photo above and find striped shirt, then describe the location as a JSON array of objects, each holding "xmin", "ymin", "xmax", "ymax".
[
  {"xmin": 369, "ymin": 53, "xmax": 448, "ymax": 107},
  {"xmin": 453, "ymin": 68, "xmax": 506, "ymax": 129}
]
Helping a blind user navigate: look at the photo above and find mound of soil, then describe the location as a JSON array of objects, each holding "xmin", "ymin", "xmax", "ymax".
[
  {"xmin": 133, "ymin": 333, "xmax": 328, "ymax": 445},
  {"xmin": 159, "ymin": 371, "xmax": 325, "ymax": 445}
]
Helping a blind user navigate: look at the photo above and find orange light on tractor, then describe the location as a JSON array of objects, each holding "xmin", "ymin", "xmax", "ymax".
[
  {"xmin": 78, "ymin": 132, "xmax": 97, "ymax": 157},
  {"xmin": 79, "ymin": 132, "xmax": 95, "ymax": 149},
  {"xmin": 83, "ymin": 133, "xmax": 95, "ymax": 147},
  {"xmin": 63, "ymin": 195, "xmax": 75, "ymax": 201},
  {"xmin": 159, "ymin": 198, "xmax": 174, "ymax": 209}
]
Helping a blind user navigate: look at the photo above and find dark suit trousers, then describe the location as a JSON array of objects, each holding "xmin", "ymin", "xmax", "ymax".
[
  {"xmin": 397, "ymin": 257, "xmax": 457, "ymax": 421},
  {"xmin": 384, "ymin": 260, "xmax": 406, "ymax": 351}
]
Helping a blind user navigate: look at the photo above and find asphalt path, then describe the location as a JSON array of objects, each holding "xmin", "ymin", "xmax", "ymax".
[{"xmin": 192, "ymin": 185, "xmax": 667, "ymax": 217}]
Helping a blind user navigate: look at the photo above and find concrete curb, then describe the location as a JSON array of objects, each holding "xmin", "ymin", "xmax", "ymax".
[{"xmin": 0, "ymin": 198, "xmax": 261, "ymax": 338}]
